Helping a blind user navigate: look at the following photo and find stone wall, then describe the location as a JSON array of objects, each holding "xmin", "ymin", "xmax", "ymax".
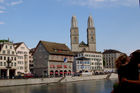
[
  {"xmin": 0, "ymin": 78, "xmax": 61, "ymax": 87},
  {"xmin": 0, "ymin": 74, "xmax": 118, "ymax": 87}
]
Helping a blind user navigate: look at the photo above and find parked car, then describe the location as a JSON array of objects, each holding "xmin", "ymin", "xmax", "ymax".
[{"xmin": 24, "ymin": 73, "xmax": 33, "ymax": 78}]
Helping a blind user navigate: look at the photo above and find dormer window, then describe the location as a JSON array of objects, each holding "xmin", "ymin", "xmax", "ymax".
[
  {"xmin": 5, "ymin": 45, "xmax": 8, "ymax": 49},
  {"xmin": 10, "ymin": 46, "xmax": 12, "ymax": 49}
]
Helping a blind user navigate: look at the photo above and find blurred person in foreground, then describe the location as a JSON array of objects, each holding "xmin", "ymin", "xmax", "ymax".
[
  {"xmin": 112, "ymin": 50, "xmax": 140, "ymax": 93},
  {"xmin": 121, "ymin": 50, "xmax": 140, "ymax": 92},
  {"xmin": 111, "ymin": 53, "xmax": 130, "ymax": 93}
]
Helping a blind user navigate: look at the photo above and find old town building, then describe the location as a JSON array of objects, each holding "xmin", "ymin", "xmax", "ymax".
[
  {"xmin": 34, "ymin": 41, "xmax": 74, "ymax": 77},
  {"xmin": 14, "ymin": 42, "xmax": 30, "ymax": 75},
  {"xmin": 103, "ymin": 49, "xmax": 123, "ymax": 72},
  {"xmin": 0, "ymin": 40, "xmax": 17, "ymax": 78},
  {"xmin": 73, "ymin": 51, "xmax": 103, "ymax": 73}
]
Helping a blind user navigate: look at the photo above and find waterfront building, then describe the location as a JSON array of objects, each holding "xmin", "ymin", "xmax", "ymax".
[
  {"xmin": 0, "ymin": 40, "xmax": 18, "ymax": 78},
  {"xmin": 103, "ymin": 49, "xmax": 123, "ymax": 72},
  {"xmin": 73, "ymin": 51, "xmax": 103, "ymax": 73},
  {"xmin": 29, "ymin": 48, "xmax": 35, "ymax": 74},
  {"xmin": 14, "ymin": 42, "xmax": 30, "ymax": 75},
  {"xmin": 70, "ymin": 16, "xmax": 96, "ymax": 52},
  {"xmin": 34, "ymin": 41, "xmax": 74, "ymax": 77}
]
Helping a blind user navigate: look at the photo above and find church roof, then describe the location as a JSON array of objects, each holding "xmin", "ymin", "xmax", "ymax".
[
  {"xmin": 37, "ymin": 41, "xmax": 74, "ymax": 56},
  {"xmin": 79, "ymin": 41, "xmax": 88, "ymax": 47}
]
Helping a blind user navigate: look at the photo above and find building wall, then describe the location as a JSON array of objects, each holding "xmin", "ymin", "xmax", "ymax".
[
  {"xmin": 33, "ymin": 43, "xmax": 49, "ymax": 76},
  {"xmin": 103, "ymin": 53, "xmax": 122, "ymax": 71},
  {"xmin": 0, "ymin": 42, "xmax": 18, "ymax": 77},
  {"xmin": 74, "ymin": 52, "xmax": 103, "ymax": 73},
  {"xmin": 15, "ymin": 43, "xmax": 30, "ymax": 74},
  {"xmin": 34, "ymin": 43, "xmax": 74, "ymax": 76}
]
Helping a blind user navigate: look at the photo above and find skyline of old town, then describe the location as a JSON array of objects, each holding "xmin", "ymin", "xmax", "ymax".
[{"xmin": 0, "ymin": 0, "xmax": 140, "ymax": 55}]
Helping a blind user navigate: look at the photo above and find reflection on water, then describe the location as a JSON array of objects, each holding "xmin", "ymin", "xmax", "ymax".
[{"xmin": 0, "ymin": 79, "xmax": 117, "ymax": 93}]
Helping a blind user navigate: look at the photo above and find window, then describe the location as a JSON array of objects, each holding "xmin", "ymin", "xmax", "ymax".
[
  {"xmin": 0, "ymin": 56, "xmax": 2, "ymax": 60},
  {"xmin": 4, "ymin": 62, "xmax": 6, "ymax": 66},
  {"xmin": 7, "ymin": 50, "xmax": 10, "ymax": 54},
  {"xmin": 3, "ymin": 50, "xmax": 5, "ymax": 54},
  {"xmin": 4, "ymin": 56, "xmax": 6, "ymax": 60},
  {"xmin": 0, "ymin": 62, "xmax": 2, "ymax": 66},
  {"xmin": 11, "ymin": 62, "xmax": 13, "ymax": 66},
  {"xmin": 12, "ymin": 51, "xmax": 14, "ymax": 55},
  {"xmin": 14, "ymin": 57, "xmax": 16, "ymax": 61},
  {"xmin": 10, "ymin": 46, "xmax": 12, "ymax": 49},
  {"xmin": 14, "ymin": 63, "xmax": 16, "ymax": 66},
  {"xmin": 11, "ymin": 57, "xmax": 13, "ymax": 60},
  {"xmin": 5, "ymin": 45, "xmax": 8, "ymax": 49}
]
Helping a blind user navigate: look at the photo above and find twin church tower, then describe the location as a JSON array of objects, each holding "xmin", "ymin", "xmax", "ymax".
[{"xmin": 70, "ymin": 16, "xmax": 96, "ymax": 52}]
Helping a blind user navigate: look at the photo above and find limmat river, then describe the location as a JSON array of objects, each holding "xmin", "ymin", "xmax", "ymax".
[{"xmin": 0, "ymin": 79, "xmax": 117, "ymax": 93}]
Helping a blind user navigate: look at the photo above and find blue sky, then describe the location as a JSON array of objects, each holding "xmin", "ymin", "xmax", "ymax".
[{"xmin": 0, "ymin": 0, "xmax": 140, "ymax": 54}]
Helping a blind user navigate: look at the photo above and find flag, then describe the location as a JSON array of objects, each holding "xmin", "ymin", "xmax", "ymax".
[{"xmin": 64, "ymin": 58, "xmax": 67, "ymax": 63}]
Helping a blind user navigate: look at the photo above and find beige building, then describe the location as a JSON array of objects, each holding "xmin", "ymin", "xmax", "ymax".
[
  {"xmin": 70, "ymin": 16, "xmax": 96, "ymax": 52},
  {"xmin": 14, "ymin": 42, "xmax": 30, "ymax": 75},
  {"xmin": 0, "ymin": 40, "xmax": 17, "ymax": 78},
  {"xmin": 74, "ymin": 51, "xmax": 103, "ymax": 73},
  {"xmin": 34, "ymin": 41, "xmax": 74, "ymax": 77},
  {"xmin": 103, "ymin": 49, "xmax": 123, "ymax": 72}
]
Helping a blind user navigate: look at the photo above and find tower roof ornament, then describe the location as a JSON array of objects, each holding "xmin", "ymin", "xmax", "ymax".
[
  {"xmin": 71, "ymin": 16, "xmax": 78, "ymax": 28},
  {"xmin": 88, "ymin": 16, "xmax": 94, "ymax": 28}
]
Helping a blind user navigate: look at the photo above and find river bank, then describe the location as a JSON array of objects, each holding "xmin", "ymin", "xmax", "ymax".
[{"xmin": 0, "ymin": 73, "xmax": 118, "ymax": 87}]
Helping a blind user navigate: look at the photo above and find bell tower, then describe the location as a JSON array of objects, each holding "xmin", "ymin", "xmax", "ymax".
[
  {"xmin": 70, "ymin": 16, "xmax": 79, "ymax": 52},
  {"xmin": 87, "ymin": 16, "xmax": 96, "ymax": 51}
]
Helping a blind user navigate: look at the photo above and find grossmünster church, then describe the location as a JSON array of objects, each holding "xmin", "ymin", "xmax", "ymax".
[{"xmin": 70, "ymin": 16, "xmax": 96, "ymax": 52}]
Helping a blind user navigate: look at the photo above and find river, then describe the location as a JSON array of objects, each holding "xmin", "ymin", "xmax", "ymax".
[{"xmin": 0, "ymin": 79, "xmax": 117, "ymax": 93}]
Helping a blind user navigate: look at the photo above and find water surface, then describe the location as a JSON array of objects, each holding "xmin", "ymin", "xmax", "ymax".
[{"xmin": 0, "ymin": 79, "xmax": 117, "ymax": 93}]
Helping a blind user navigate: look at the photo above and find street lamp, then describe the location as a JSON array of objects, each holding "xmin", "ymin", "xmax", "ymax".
[{"xmin": 6, "ymin": 58, "xmax": 12, "ymax": 79}]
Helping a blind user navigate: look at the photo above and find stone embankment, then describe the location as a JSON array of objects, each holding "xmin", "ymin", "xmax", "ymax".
[{"xmin": 0, "ymin": 73, "xmax": 118, "ymax": 87}]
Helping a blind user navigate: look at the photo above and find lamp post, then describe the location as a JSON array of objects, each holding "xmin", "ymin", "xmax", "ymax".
[{"xmin": 6, "ymin": 58, "xmax": 12, "ymax": 79}]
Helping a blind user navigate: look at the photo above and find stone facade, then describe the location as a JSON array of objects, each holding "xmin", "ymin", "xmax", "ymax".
[
  {"xmin": 103, "ymin": 49, "xmax": 123, "ymax": 72},
  {"xmin": 34, "ymin": 41, "xmax": 74, "ymax": 77},
  {"xmin": 0, "ymin": 40, "xmax": 18, "ymax": 78},
  {"xmin": 73, "ymin": 51, "xmax": 103, "ymax": 73},
  {"xmin": 70, "ymin": 16, "xmax": 96, "ymax": 52},
  {"xmin": 14, "ymin": 42, "xmax": 30, "ymax": 75}
]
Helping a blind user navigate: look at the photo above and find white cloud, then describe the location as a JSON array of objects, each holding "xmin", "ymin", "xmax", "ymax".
[
  {"xmin": 0, "ymin": 10, "xmax": 5, "ymax": 13},
  {"xmin": 10, "ymin": 0, "xmax": 23, "ymax": 6},
  {"xmin": 0, "ymin": 21, "xmax": 5, "ymax": 24},
  {"xmin": 58, "ymin": 0, "xmax": 138, "ymax": 8}
]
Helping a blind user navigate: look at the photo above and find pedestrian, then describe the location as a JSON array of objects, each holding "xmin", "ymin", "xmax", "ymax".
[
  {"xmin": 111, "ymin": 53, "xmax": 130, "ymax": 93},
  {"xmin": 121, "ymin": 50, "xmax": 140, "ymax": 93}
]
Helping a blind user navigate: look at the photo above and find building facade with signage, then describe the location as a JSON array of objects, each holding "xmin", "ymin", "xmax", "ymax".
[
  {"xmin": 34, "ymin": 41, "xmax": 74, "ymax": 77},
  {"xmin": 73, "ymin": 51, "xmax": 103, "ymax": 73}
]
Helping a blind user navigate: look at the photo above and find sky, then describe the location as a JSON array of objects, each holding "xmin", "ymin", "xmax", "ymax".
[{"xmin": 0, "ymin": 0, "xmax": 140, "ymax": 55}]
